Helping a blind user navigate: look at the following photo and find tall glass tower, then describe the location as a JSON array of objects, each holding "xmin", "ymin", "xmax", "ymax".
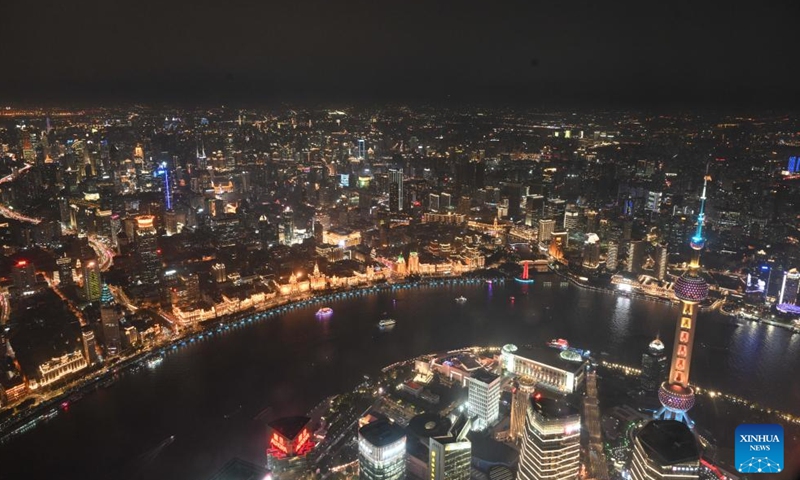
[{"xmin": 655, "ymin": 175, "xmax": 711, "ymax": 427}]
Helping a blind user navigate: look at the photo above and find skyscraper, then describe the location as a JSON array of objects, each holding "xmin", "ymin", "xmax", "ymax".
[
  {"xmin": 57, "ymin": 255, "xmax": 73, "ymax": 286},
  {"xmin": 629, "ymin": 420, "xmax": 699, "ymax": 480},
  {"xmin": 640, "ymin": 337, "xmax": 668, "ymax": 394},
  {"xmin": 100, "ymin": 283, "xmax": 122, "ymax": 356},
  {"xmin": 518, "ymin": 393, "xmax": 581, "ymax": 480},
  {"xmin": 625, "ymin": 240, "xmax": 646, "ymax": 274},
  {"xmin": 779, "ymin": 268, "xmax": 800, "ymax": 306},
  {"xmin": 359, "ymin": 420, "xmax": 406, "ymax": 480},
  {"xmin": 606, "ymin": 241, "xmax": 619, "ymax": 271},
  {"xmin": 12, "ymin": 260, "xmax": 37, "ymax": 294},
  {"xmin": 82, "ymin": 259, "xmax": 102, "ymax": 302},
  {"xmin": 429, "ymin": 416, "xmax": 472, "ymax": 480},
  {"xmin": 282, "ymin": 207, "xmax": 294, "ymax": 245},
  {"xmin": 467, "ymin": 370, "xmax": 501, "ymax": 431},
  {"xmin": 81, "ymin": 328, "xmax": 100, "ymax": 365},
  {"xmin": 135, "ymin": 215, "xmax": 161, "ymax": 289},
  {"xmin": 389, "ymin": 169, "xmax": 403, "ymax": 212},
  {"xmin": 654, "ymin": 245, "xmax": 668, "ymax": 280},
  {"xmin": 538, "ymin": 219, "xmax": 555, "ymax": 246},
  {"xmin": 655, "ymin": 175, "xmax": 710, "ymax": 427},
  {"xmin": 510, "ymin": 376, "xmax": 536, "ymax": 443}
]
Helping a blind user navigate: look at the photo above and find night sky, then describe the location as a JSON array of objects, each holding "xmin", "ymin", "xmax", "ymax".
[{"xmin": 3, "ymin": 0, "xmax": 799, "ymax": 107}]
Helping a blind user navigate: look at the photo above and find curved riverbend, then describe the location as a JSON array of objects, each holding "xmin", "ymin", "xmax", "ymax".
[{"xmin": 1, "ymin": 277, "xmax": 799, "ymax": 479}]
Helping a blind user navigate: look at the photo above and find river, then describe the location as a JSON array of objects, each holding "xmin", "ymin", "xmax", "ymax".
[{"xmin": 1, "ymin": 279, "xmax": 799, "ymax": 479}]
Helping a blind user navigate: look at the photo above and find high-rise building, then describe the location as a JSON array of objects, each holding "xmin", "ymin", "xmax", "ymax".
[
  {"xmin": 164, "ymin": 210, "xmax": 178, "ymax": 236},
  {"xmin": 606, "ymin": 241, "xmax": 619, "ymax": 271},
  {"xmin": 212, "ymin": 263, "xmax": 227, "ymax": 283},
  {"xmin": 82, "ymin": 258, "xmax": 102, "ymax": 302},
  {"xmin": 510, "ymin": 376, "xmax": 536, "ymax": 443},
  {"xmin": 655, "ymin": 175, "xmax": 710, "ymax": 427},
  {"xmin": 266, "ymin": 416, "xmax": 316, "ymax": 476},
  {"xmin": 389, "ymin": 169, "xmax": 404, "ymax": 212},
  {"xmin": 538, "ymin": 219, "xmax": 555, "ymax": 246},
  {"xmin": 655, "ymin": 245, "xmax": 668, "ymax": 280},
  {"xmin": 429, "ymin": 193, "xmax": 440, "ymax": 212},
  {"xmin": 467, "ymin": 370, "xmax": 501, "ymax": 430},
  {"xmin": 629, "ymin": 420, "xmax": 699, "ymax": 480},
  {"xmin": 779, "ymin": 268, "xmax": 800, "ymax": 306},
  {"xmin": 359, "ymin": 420, "xmax": 406, "ymax": 480},
  {"xmin": 429, "ymin": 415, "xmax": 472, "ymax": 480},
  {"xmin": 440, "ymin": 193, "xmax": 452, "ymax": 211},
  {"xmin": 582, "ymin": 234, "xmax": 601, "ymax": 268},
  {"xmin": 282, "ymin": 207, "xmax": 294, "ymax": 245},
  {"xmin": 81, "ymin": 328, "xmax": 100, "ymax": 365},
  {"xmin": 640, "ymin": 337, "xmax": 668, "ymax": 394},
  {"xmin": 57, "ymin": 255, "xmax": 73, "ymax": 286},
  {"xmin": 12, "ymin": 260, "xmax": 37, "ymax": 293},
  {"xmin": 135, "ymin": 215, "xmax": 161, "ymax": 288},
  {"xmin": 358, "ymin": 139, "xmax": 367, "ymax": 160},
  {"xmin": 626, "ymin": 240, "xmax": 646, "ymax": 274},
  {"xmin": 457, "ymin": 196, "xmax": 471, "ymax": 215},
  {"xmin": 563, "ymin": 204, "xmax": 580, "ymax": 230},
  {"xmin": 518, "ymin": 393, "xmax": 581, "ymax": 480}
]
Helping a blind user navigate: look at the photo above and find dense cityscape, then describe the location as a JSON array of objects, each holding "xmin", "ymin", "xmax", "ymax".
[{"xmin": 0, "ymin": 105, "xmax": 797, "ymax": 479}]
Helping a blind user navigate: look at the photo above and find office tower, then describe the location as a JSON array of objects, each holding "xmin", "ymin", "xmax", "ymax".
[
  {"xmin": 538, "ymin": 219, "xmax": 555, "ymax": 245},
  {"xmin": 358, "ymin": 420, "xmax": 406, "ymax": 480},
  {"xmin": 606, "ymin": 241, "xmax": 619, "ymax": 271},
  {"xmin": 582, "ymin": 234, "xmax": 601, "ymax": 268},
  {"xmin": 196, "ymin": 140, "xmax": 207, "ymax": 170},
  {"xmin": 429, "ymin": 193, "xmax": 440, "ymax": 212},
  {"xmin": 100, "ymin": 284, "xmax": 122, "ymax": 355},
  {"xmin": 563, "ymin": 204, "xmax": 579, "ymax": 230},
  {"xmin": 779, "ymin": 268, "xmax": 800, "ymax": 306},
  {"xmin": 510, "ymin": 376, "xmax": 536, "ymax": 442},
  {"xmin": 135, "ymin": 215, "xmax": 161, "ymax": 288},
  {"xmin": 518, "ymin": 394, "xmax": 581, "ymax": 480},
  {"xmin": 389, "ymin": 169, "xmax": 403, "ymax": 212},
  {"xmin": 429, "ymin": 415, "xmax": 472, "ymax": 480},
  {"xmin": 506, "ymin": 183, "xmax": 522, "ymax": 220},
  {"xmin": 282, "ymin": 207, "xmax": 294, "ymax": 245},
  {"xmin": 212, "ymin": 263, "xmax": 227, "ymax": 283},
  {"xmin": 625, "ymin": 240, "xmax": 645, "ymax": 274},
  {"xmin": 82, "ymin": 258, "xmax": 102, "ymax": 302},
  {"xmin": 467, "ymin": 370, "xmax": 500, "ymax": 430},
  {"xmin": 266, "ymin": 416, "xmax": 315, "ymax": 476},
  {"xmin": 440, "ymin": 192, "xmax": 452, "ymax": 211},
  {"xmin": 629, "ymin": 421, "xmax": 699, "ymax": 480},
  {"xmin": 12, "ymin": 260, "xmax": 36, "ymax": 292},
  {"xmin": 81, "ymin": 328, "xmax": 100, "ymax": 365},
  {"xmin": 585, "ymin": 210, "xmax": 598, "ymax": 233},
  {"xmin": 358, "ymin": 139, "xmax": 367, "ymax": 160},
  {"xmin": 640, "ymin": 337, "xmax": 668, "ymax": 394},
  {"xmin": 655, "ymin": 245, "xmax": 668, "ymax": 280},
  {"xmin": 164, "ymin": 210, "xmax": 178, "ymax": 236},
  {"xmin": 623, "ymin": 219, "xmax": 633, "ymax": 241},
  {"xmin": 655, "ymin": 175, "xmax": 710, "ymax": 427},
  {"xmin": 57, "ymin": 255, "xmax": 73, "ymax": 285}
]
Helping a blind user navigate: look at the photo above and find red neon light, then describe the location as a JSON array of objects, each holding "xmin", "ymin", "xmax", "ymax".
[
  {"xmin": 534, "ymin": 392, "xmax": 542, "ymax": 400},
  {"xmin": 17, "ymin": 260, "xmax": 27, "ymax": 266}
]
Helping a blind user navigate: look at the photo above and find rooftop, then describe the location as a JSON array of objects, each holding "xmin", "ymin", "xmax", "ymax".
[
  {"xmin": 529, "ymin": 394, "xmax": 580, "ymax": 420},
  {"xmin": 268, "ymin": 416, "xmax": 311, "ymax": 441},
  {"xmin": 637, "ymin": 420, "xmax": 699, "ymax": 466},
  {"xmin": 513, "ymin": 346, "xmax": 588, "ymax": 375},
  {"xmin": 359, "ymin": 420, "xmax": 405, "ymax": 447}
]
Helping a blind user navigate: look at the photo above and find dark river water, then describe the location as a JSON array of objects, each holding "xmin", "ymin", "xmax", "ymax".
[{"xmin": 2, "ymin": 279, "xmax": 799, "ymax": 479}]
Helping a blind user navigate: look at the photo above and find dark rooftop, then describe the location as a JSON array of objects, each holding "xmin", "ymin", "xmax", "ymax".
[
  {"xmin": 268, "ymin": 416, "xmax": 311, "ymax": 441},
  {"xmin": 407, "ymin": 413, "xmax": 452, "ymax": 440},
  {"xmin": 637, "ymin": 420, "xmax": 699, "ymax": 466},
  {"xmin": 359, "ymin": 420, "xmax": 406, "ymax": 447},
  {"xmin": 471, "ymin": 369, "xmax": 499, "ymax": 385},
  {"xmin": 529, "ymin": 394, "xmax": 580, "ymax": 420}
]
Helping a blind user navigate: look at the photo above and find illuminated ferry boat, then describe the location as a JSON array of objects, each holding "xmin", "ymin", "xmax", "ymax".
[
  {"xmin": 547, "ymin": 338, "xmax": 570, "ymax": 349},
  {"xmin": 455, "ymin": 296, "xmax": 467, "ymax": 304},
  {"xmin": 316, "ymin": 307, "xmax": 333, "ymax": 317},
  {"xmin": 378, "ymin": 318, "xmax": 396, "ymax": 328},
  {"xmin": 146, "ymin": 356, "xmax": 164, "ymax": 370}
]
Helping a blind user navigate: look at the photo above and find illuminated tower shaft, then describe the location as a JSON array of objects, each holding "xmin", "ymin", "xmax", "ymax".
[{"xmin": 655, "ymin": 174, "xmax": 711, "ymax": 427}]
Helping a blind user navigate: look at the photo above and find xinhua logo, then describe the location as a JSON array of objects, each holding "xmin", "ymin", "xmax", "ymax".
[{"xmin": 735, "ymin": 424, "xmax": 783, "ymax": 474}]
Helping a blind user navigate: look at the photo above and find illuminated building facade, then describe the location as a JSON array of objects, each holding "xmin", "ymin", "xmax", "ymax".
[
  {"xmin": 640, "ymin": 337, "xmax": 668, "ymax": 394},
  {"xmin": 135, "ymin": 215, "xmax": 161, "ymax": 288},
  {"xmin": 11, "ymin": 260, "xmax": 37, "ymax": 296},
  {"xmin": 467, "ymin": 370, "xmax": 501, "ymax": 431},
  {"xmin": 655, "ymin": 175, "xmax": 710, "ymax": 427},
  {"xmin": 389, "ymin": 168, "xmax": 403, "ymax": 212},
  {"xmin": 82, "ymin": 258, "xmax": 102, "ymax": 302},
  {"xmin": 779, "ymin": 268, "xmax": 800, "ymax": 307},
  {"xmin": 429, "ymin": 415, "xmax": 472, "ymax": 480},
  {"xmin": 359, "ymin": 420, "xmax": 406, "ymax": 480},
  {"xmin": 500, "ymin": 346, "xmax": 587, "ymax": 394},
  {"xmin": 510, "ymin": 376, "xmax": 536, "ymax": 442},
  {"xmin": 38, "ymin": 351, "xmax": 88, "ymax": 386},
  {"xmin": 57, "ymin": 255, "xmax": 73, "ymax": 285},
  {"xmin": 267, "ymin": 416, "xmax": 315, "ymax": 476},
  {"xmin": 282, "ymin": 207, "xmax": 294, "ymax": 245},
  {"xmin": 629, "ymin": 420, "xmax": 699, "ymax": 480},
  {"xmin": 518, "ymin": 394, "xmax": 581, "ymax": 480}
]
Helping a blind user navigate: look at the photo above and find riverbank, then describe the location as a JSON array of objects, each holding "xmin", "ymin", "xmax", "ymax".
[{"xmin": 0, "ymin": 275, "xmax": 504, "ymax": 443}]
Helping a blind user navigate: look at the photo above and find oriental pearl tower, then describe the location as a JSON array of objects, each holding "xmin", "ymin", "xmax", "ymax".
[{"xmin": 654, "ymin": 173, "xmax": 711, "ymax": 427}]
